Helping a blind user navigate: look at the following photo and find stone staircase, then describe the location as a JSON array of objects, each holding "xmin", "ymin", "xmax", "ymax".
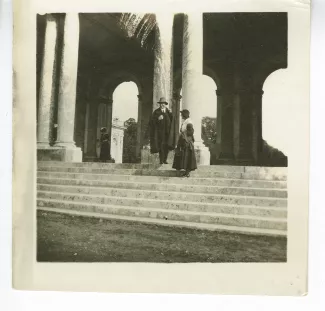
[{"xmin": 37, "ymin": 161, "xmax": 288, "ymax": 237}]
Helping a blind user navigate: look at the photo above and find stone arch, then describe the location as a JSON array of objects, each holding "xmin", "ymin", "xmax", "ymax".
[
  {"xmin": 97, "ymin": 69, "xmax": 144, "ymax": 163},
  {"xmin": 203, "ymin": 65, "xmax": 221, "ymax": 89},
  {"xmin": 252, "ymin": 62, "xmax": 288, "ymax": 166},
  {"xmin": 255, "ymin": 62, "xmax": 288, "ymax": 90},
  {"xmin": 173, "ymin": 66, "xmax": 220, "ymax": 95},
  {"xmin": 260, "ymin": 67, "xmax": 290, "ymax": 163},
  {"xmin": 98, "ymin": 69, "xmax": 143, "ymax": 99}
]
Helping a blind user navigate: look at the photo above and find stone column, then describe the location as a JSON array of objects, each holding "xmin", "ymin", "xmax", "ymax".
[
  {"xmin": 252, "ymin": 90, "xmax": 264, "ymax": 163},
  {"xmin": 136, "ymin": 94, "xmax": 142, "ymax": 161},
  {"xmin": 215, "ymin": 88, "xmax": 235, "ymax": 163},
  {"xmin": 84, "ymin": 101, "xmax": 99, "ymax": 161},
  {"xmin": 232, "ymin": 79, "xmax": 263, "ymax": 165},
  {"xmin": 146, "ymin": 13, "xmax": 174, "ymax": 164},
  {"xmin": 173, "ymin": 92, "xmax": 182, "ymax": 144},
  {"xmin": 83, "ymin": 102, "xmax": 90, "ymax": 155},
  {"xmin": 233, "ymin": 89, "xmax": 254, "ymax": 163},
  {"xmin": 96, "ymin": 101, "xmax": 106, "ymax": 158},
  {"xmin": 37, "ymin": 14, "xmax": 58, "ymax": 147},
  {"xmin": 106, "ymin": 97, "xmax": 113, "ymax": 137},
  {"xmin": 152, "ymin": 13, "xmax": 174, "ymax": 110},
  {"xmin": 182, "ymin": 13, "xmax": 210, "ymax": 165},
  {"xmin": 105, "ymin": 98, "xmax": 114, "ymax": 160},
  {"xmin": 54, "ymin": 13, "xmax": 82, "ymax": 162}
]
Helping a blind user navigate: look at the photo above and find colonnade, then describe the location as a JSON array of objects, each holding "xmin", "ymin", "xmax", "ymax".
[{"xmin": 37, "ymin": 13, "xmax": 265, "ymax": 165}]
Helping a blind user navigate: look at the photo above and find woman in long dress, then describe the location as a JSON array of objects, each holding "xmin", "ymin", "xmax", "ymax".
[
  {"xmin": 172, "ymin": 109, "xmax": 197, "ymax": 177},
  {"xmin": 99, "ymin": 127, "xmax": 112, "ymax": 162}
]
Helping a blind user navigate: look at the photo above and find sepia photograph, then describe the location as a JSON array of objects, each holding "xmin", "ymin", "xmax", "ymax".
[
  {"xmin": 36, "ymin": 12, "xmax": 288, "ymax": 263},
  {"xmin": 12, "ymin": 0, "xmax": 310, "ymax": 296}
]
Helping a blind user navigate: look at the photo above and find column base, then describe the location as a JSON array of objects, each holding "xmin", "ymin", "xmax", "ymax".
[
  {"xmin": 194, "ymin": 143, "xmax": 210, "ymax": 166},
  {"xmin": 141, "ymin": 146, "xmax": 175, "ymax": 165},
  {"xmin": 37, "ymin": 142, "xmax": 51, "ymax": 148},
  {"xmin": 236, "ymin": 154, "xmax": 255, "ymax": 166},
  {"xmin": 141, "ymin": 146, "xmax": 157, "ymax": 164},
  {"xmin": 83, "ymin": 154, "xmax": 99, "ymax": 162},
  {"xmin": 215, "ymin": 151, "xmax": 235, "ymax": 165},
  {"xmin": 37, "ymin": 146, "xmax": 82, "ymax": 162}
]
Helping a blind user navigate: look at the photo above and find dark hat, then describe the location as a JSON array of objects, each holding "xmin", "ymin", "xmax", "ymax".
[
  {"xmin": 100, "ymin": 127, "xmax": 107, "ymax": 133},
  {"xmin": 180, "ymin": 109, "xmax": 190, "ymax": 115},
  {"xmin": 180, "ymin": 109, "xmax": 190, "ymax": 118},
  {"xmin": 157, "ymin": 97, "xmax": 168, "ymax": 105}
]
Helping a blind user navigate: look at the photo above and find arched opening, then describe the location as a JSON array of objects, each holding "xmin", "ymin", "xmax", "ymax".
[
  {"xmin": 178, "ymin": 75, "xmax": 217, "ymax": 164},
  {"xmin": 111, "ymin": 82, "xmax": 139, "ymax": 163},
  {"xmin": 262, "ymin": 69, "xmax": 290, "ymax": 158}
]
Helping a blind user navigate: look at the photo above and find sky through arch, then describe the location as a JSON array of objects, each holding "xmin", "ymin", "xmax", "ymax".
[{"xmin": 112, "ymin": 82, "xmax": 139, "ymax": 123}]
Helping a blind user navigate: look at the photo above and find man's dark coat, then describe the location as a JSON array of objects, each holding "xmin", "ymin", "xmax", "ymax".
[{"xmin": 149, "ymin": 107, "xmax": 175, "ymax": 154}]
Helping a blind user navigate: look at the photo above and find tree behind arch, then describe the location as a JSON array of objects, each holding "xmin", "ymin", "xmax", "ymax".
[{"xmin": 123, "ymin": 118, "xmax": 138, "ymax": 163}]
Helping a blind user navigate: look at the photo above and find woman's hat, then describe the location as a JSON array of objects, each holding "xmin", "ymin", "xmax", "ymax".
[
  {"xmin": 180, "ymin": 109, "xmax": 190, "ymax": 119},
  {"xmin": 180, "ymin": 109, "xmax": 190, "ymax": 115},
  {"xmin": 100, "ymin": 127, "xmax": 107, "ymax": 132},
  {"xmin": 157, "ymin": 97, "xmax": 168, "ymax": 105}
]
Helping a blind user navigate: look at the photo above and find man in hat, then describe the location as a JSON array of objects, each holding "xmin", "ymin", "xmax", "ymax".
[{"xmin": 149, "ymin": 97, "xmax": 174, "ymax": 164}]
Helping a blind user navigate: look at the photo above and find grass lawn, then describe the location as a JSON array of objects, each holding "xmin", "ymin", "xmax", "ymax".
[{"xmin": 37, "ymin": 210, "xmax": 287, "ymax": 263}]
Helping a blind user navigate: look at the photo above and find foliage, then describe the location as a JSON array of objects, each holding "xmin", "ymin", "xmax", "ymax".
[
  {"xmin": 123, "ymin": 118, "xmax": 138, "ymax": 163},
  {"xmin": 201, "ymin": 116, "xmax": 217, "ymax": 148},
  {"xmin": 260, "ymin": 140, "xmax": 288, "ymax": 167}
]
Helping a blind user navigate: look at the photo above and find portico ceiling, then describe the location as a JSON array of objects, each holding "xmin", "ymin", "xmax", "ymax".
[{"xmin": 78, "ymin": 13, "xmax": 155, "ymax": 69}]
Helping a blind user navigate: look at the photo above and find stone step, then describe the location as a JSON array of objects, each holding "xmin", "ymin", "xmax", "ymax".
[
  {"xmin": 37, "ymin": 177, "xmax": 287, "ymax": 198},
  {"xmin": 37, "ymin": 161, "xmax": 287, "ymax": 175},
  {"xmin": 37, "ymin": 190, "xmax": 287, "ymax": 216},
  {"xmin": 37, "ymin": 195, "xmax": 286, "ymax": 217},
  {"xmin": 37, "ymin": 171, "xmax": 287, "ymax": 189},
  {"xmin": 38, "ymin": 161, "xmax": 158, "ymax": 170},
  {"xmin": 37, "ymin": 184, "xmax": 287, "ymax": 207},
  {"xmin": 37, "ymin": 199, "xmax": 287, "ymax": 231},
  {"xmin": 38, "ymin": 207, "xmax": 287, "ymax": 237},
  {"xmin": 37, "ymin": 162, "xmax": 287, "ymax": 179},
  {"xmin": 36, "ymin": 161, "xmax": 245, "ymax": 171},
  {"xmin": 37, "ymin": 165, "xmax": 287, "ymax": 181}
]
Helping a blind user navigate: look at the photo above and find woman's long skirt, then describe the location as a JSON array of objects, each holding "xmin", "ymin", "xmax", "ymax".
[
  {"xmin": 99, "ymin": 142, "xmax": 111, "ymax": 161},
  {"xmin": 172, "ymin": 143, "xmax": 197, "ymax": 171}
]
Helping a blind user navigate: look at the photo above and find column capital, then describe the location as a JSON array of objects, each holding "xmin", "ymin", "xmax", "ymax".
[
  {"xmin": 235, "ymin": 89, "xmax": 264, "ymax": 95},
  {"xmin": 98, "ymin": 96, "xmax": 113, "ymax": 105},
  {"xmin": 173, "ymin": 92, "xmax": 182, "ymax": 101},
  {"xmin": 216, "ymin": 89, "xmax": 264, "ymax": 96},
  {"xmin": 44, "ymin": 13, "xmax": 57, "ymax": 21},
  {"xmin": 216, "ymin": 89, "xmax": 234, "ymax": 96}
]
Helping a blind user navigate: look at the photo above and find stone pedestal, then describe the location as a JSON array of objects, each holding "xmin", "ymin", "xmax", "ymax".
[
  {"xmin": 141, "ymin": 146, "xmax": 175, "ymax": 165},
  {"xmin": 194, "ymin": 143, "xmax": 211, "ymax": 166},
  {"xmin": 37, "ymin": 146, "xmax": 82, "ymax": 162},
  {"xmin": 141, "ymin": 147, "xmax": 160, "ymax": 165},
  {"xmin": 110, "ymin": 120, "xmax": 126, "ymax": 163}
]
